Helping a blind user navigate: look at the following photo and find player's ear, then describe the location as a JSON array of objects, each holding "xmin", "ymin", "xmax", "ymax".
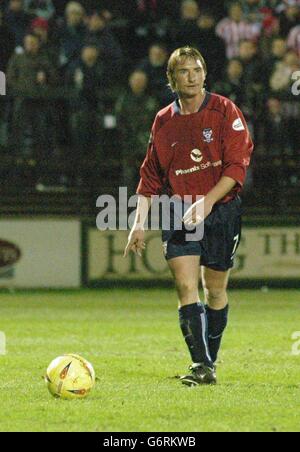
[
  {"xmin": 172, "ymin": 73, "xmax": 177, "ymax": 92},
  {"xmin": 173, "ymin": 78, "xmax": 178, "ymax": 92}
]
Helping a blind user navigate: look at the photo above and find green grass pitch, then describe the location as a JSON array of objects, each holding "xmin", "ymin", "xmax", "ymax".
[{"xmin": 0, "ymin": 288, "xmax": 299, "ymax": 432}]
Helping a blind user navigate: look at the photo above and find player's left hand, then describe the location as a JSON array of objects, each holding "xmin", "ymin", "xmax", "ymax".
[{"xmin": 182, "ymin": 197, "xmax": 214, "ymax": 227}]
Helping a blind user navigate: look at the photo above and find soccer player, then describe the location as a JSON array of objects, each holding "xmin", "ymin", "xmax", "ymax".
[{"xmin": 124, "ymin": 47, "xmax": 254, "ymax": 386}]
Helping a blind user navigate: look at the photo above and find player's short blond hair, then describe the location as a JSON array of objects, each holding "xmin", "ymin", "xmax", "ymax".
[{"xmin": 167, "ymin": 46, "xmax": 207, "ymax": 93}]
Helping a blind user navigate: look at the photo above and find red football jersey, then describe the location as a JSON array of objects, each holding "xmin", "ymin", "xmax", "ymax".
[{"xmin": 137, "ymin": 92, "xmax": 254, "ymax": 203}]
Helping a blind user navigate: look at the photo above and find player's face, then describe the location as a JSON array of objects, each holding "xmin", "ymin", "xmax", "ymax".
[{"xmin": 174, "ymin": 57, "xmax": 206, "ymax": 99}]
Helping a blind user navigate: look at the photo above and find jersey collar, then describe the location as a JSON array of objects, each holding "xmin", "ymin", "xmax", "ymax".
[{"xmin": 172, "ymin": 91, "xmax": 211, "ymax": 116}]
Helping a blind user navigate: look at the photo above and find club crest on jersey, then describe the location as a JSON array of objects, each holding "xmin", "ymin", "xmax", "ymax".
[
  {"xmin": 190, "ymin": 149, "xmax": 203, "ymax": 163},
  {"xmin": 203, "ymin": 128, "xmax": 213, "ymax": 143}
]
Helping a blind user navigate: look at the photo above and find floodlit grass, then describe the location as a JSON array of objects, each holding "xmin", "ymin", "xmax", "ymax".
[{"xmin": 0, "ymin": 289, "xmax": 299, "ymax": 432}]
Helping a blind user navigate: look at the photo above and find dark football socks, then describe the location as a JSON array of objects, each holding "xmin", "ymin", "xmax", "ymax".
[
  {"xmin": 206, "ymin": 304, "xmax": 229, "ymax": 363},
  {"xmin": 179, "ymin": 302, "xmax": 214, "ymax": 368}
]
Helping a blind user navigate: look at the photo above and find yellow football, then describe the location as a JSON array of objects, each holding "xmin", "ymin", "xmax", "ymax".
[{"xmin": 45, "ymin": 354, "xmax": 95, "ymax": 400}]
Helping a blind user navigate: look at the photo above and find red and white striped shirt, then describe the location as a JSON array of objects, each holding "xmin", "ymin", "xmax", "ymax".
[
  {"xmin": 216, "ymin": 18, "xmax": 262, "ymax": 59},
  {"xmin": 287, "ymin": 25, "xmax": 300, "ymax": 58}
]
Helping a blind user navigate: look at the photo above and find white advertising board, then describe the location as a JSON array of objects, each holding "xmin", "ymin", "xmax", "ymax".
[
  {"xmin": 0, "ymin": 219, "xmax": 81, "ymax": 288},
  {"xmin": 86, "ymin": 227, "xmax": 300, "ymax": 283}
]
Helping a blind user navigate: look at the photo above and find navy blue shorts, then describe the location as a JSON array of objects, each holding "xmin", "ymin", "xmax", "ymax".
[{"xmin": 162, "ymin": 197, "xmax": 242, "ymax": 272}]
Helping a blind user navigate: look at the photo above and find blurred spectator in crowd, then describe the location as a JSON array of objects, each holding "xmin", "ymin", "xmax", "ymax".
[
  {"xmin": 238, "ymin": 40, "xmax": 265, "ymax": 85},
  {"xmin": 65, "ymin": 44, "xmax": 105, "ymax": 174},
  {"xmin": 268, "ymin": 47, "xmax": 300, "ymax": 154},
  {"xmin": 31, "ymin": 17, "xmax": 58, "ymax": 66},
  {"xmin": 216, "ymin": 2, "xmax": 262, "ymax": 58},
  {"xmin": 242, "ymin": 0, "xmax": 268, "ymax": 23},
  {"xmin": 244, "ymin": 2, "xmax": 280, "ymax": 40},
  {"xmin": 241, "ymin": 0, "xmax": 283, "ymax": 33},
  {"xmin": 0, "ymin": 8, "xmax": 16, "ymax": 72},
  {"xmin": 66, "ymin": 44, "xmax": 104, "ymax": 107},
  {"xmin": 0, "ymin": 0, "xmax": 299, "ymax": 203},
  {"xmin": 237, "ymin": 40, "xmax": 266, "ymax": 135},
  {"xmin": 137, "ymin": 42, "xmax": 173, "ymax": 106},
  {"xmin": 213, "ymin": 59, "xmax": 245, "ymax": 107},
  {"xmin": 115, "ymin": 69, "xmax": 159, "ymax": 194},
  {"xmin": 269, "ymin": 36, "xmax": 288, "ymax": 63},
  {"xmin": 126, "ymin": 0, "xmax": 174, "ymax": 61},
  {"xmin": 85, "ymin": 10, "xmax": 123, "ymax": 74},
  {"xmin": 239, "ymin": 41, "xmax": 268, "ymax": 114},
  {"xmin": 172, "ymin": 3, "xmax": 226, "ymax": 86},
  {"xmin": 287, "ymin": 24, "xmax": 300, "ymax": 57},
  {"xmin": 57, "ymin": 1, "xmax": 86, "ymax": 67},
  {"xmin": 24, "ymin": 0, "xmax": 55, "ymax": 20},
  {"xmin": 278, "ymin": 2, "xmax": 300, "ymax": 36},
  {"xmin": 264, "ymin": 36, "xmax": 287, "ymax": 79},
  {"xmin": 269, "ymin": 49, "xmax": 300, "ymax": 95},
  {"xmin": 172, "ymin": 0, "xmax": 200, "ymax": 48},
  {"xmin": 261, "ymin": 8, "xmax": 280, "ymax": 36},
  {"xmin": 263, "ymin": 97, "xmax": 295, "ymax": 155},
  {"xmin": 66, "ymin": 44, "xmax": 104, "ymax": 106},
  {"xmin": 5, "ymin": 0, "xmax": 32, "ymax": 47},
  {"xmin": 7, "ymin": 33, "xmax": 58, "ymax": 158},
  {"xmin": 195, "ymin": 10, "xmax": 226, "ymax": 87},
  {"xmin": 275, "ymin": 0, "xmax": 300, "ymax": 13},
  {"xmin": 7, "ymin": 32, "xmax": 58, "ymax": 99}
]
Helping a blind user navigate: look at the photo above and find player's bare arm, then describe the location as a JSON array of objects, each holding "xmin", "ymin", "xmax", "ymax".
[
  {"xmin": 123, "ymin": 195, "xmax": 152, "ymax": 257},
  {"xmin": 183, "ymin": 176, "xmax": 237, "ymax": 226}
]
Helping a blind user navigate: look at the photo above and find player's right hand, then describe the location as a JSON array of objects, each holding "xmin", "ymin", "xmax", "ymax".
[{"xmin": 123, "ymin": 229, "xmax": 146, "ymax": 258}]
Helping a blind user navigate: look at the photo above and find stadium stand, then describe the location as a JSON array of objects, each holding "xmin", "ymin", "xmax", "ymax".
[{"xmin": 0, "ymin": 0, "xmax": 299, "ymax": 216}]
